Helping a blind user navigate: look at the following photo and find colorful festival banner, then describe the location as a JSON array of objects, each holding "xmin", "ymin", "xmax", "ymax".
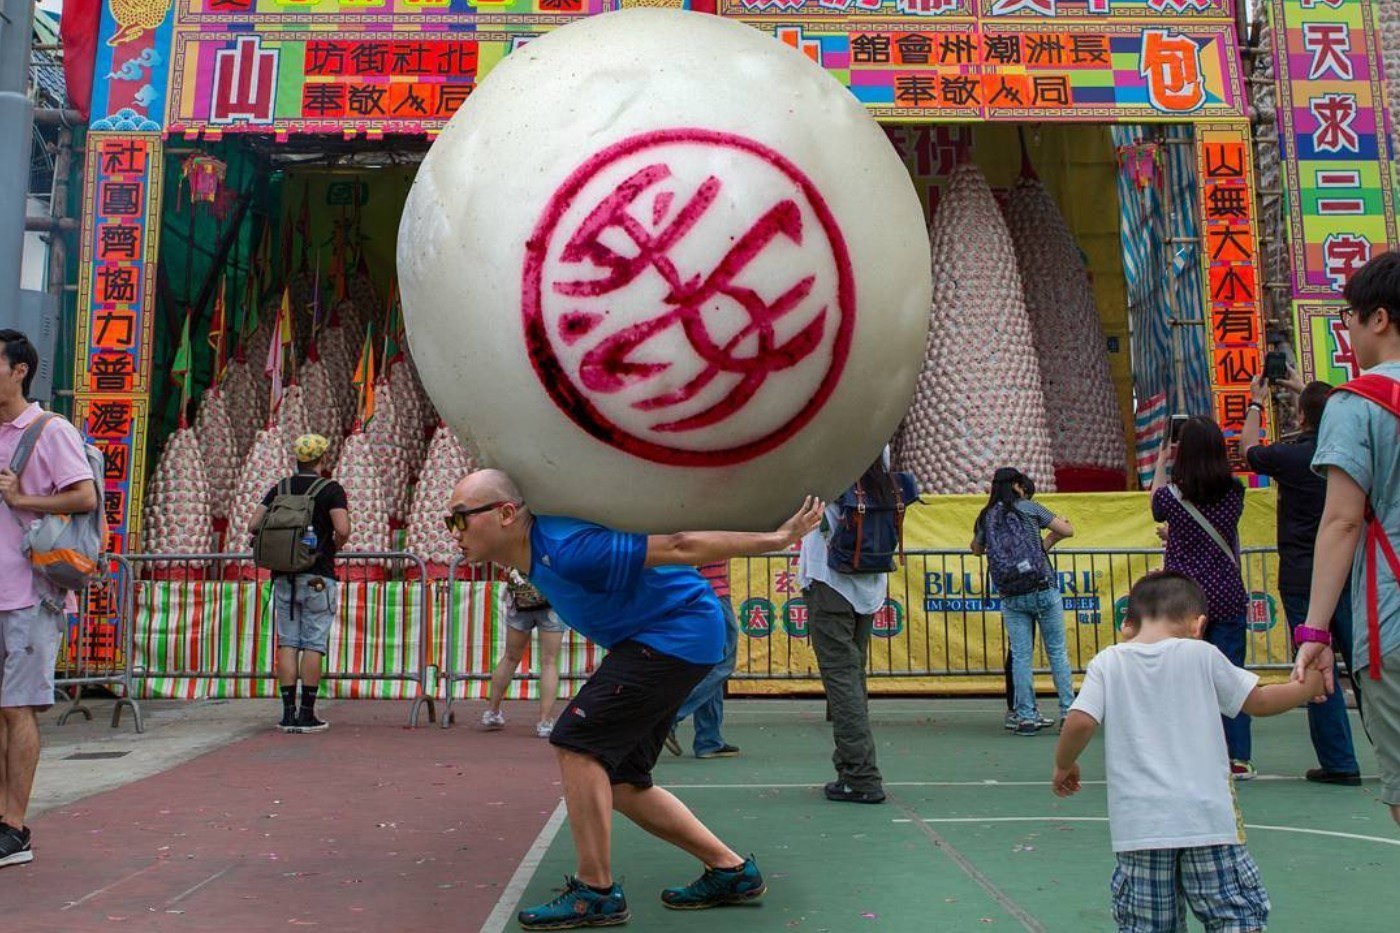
[
  {"xmin": 1196, "ymin": 124, "xmax": 1265, "ymax": 469},
  {"xmin": 721, "ymin": 1, "xmax": 1234, "ymax": 19},
  {"xmin": 73, "ymin": 395, "xmax": 152, "ymax": 557},
  {"xmin": 74, "ymin": 134, "xmax": 164, "ymax": 397},
  {"xmin": 90, "ymin": 0, "xmax": 176, "ymax": 129},
  {"xmin": 72, "ymin": 132, "xmax": 165, "ymax": 559},
  {"xmin": 1268, "ymin": 0, "xmax": 1398, "ymax": 383},
  {"xmin": 165, "ymin": 2, "xmax": 617, "ymax": 135},
  {"xmin": 729, "ymin": 6, "xmax": 1245, "ymax": 121}
]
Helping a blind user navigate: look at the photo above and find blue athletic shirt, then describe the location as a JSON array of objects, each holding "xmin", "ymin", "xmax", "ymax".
[{"xmin": 526, "ymin": 515, "xmax": 725, "ymax": 665}]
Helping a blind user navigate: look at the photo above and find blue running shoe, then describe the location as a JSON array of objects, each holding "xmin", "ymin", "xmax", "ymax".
[
  {"xmin": 517, "ymin": 876, "xmax": 629, "ymax": 930},
  {"xmin": 661, "ymin": 855, "xmax": 766, "ymax": 910}
]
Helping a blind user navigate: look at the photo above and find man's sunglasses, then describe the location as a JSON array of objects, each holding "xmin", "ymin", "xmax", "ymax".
[{"xmin": 443, "ymin": 500, "xmax": 512, "ymax": 532}]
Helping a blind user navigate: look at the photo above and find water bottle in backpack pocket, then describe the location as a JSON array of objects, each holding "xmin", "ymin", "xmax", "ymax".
[{"xmin": 254, "ymin": 478, "xmax": 330, "ymax": 573}]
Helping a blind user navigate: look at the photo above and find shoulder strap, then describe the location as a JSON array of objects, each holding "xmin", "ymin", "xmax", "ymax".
[
  {"xmin": 1168, "ymin": 484, "xmax": 1239, "ymax": 567},
  {"xmin": 307, "ymin": 477, "xmax": 331, "ymax": 500},
  {"xmin": 1334, "ymin": 374, "xmax": 1400, "ymax": 418},
  {"xmin": 8, "ymin": 413, "xmax": 59, "ymax": 476}
]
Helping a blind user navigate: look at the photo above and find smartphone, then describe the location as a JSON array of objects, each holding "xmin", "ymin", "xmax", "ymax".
[
  {"xmin": 1169, "ymin": 414, "xmax": 1188, "ymax": 443},
  {"xmin": 1264, "ymin": 351, "xmax": 1287, "ymax": 382}
]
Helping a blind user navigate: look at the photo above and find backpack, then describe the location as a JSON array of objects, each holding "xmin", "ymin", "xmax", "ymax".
[
  {"xmin": 7, "ymin": 412, "xmax": 106, "ymax": 593},
  {"xmin": 253, "ymin": 477, "xmax": 330, "ymax": 574},
  {"xmin": 826, "ymin": 471, "xmax": 919, "ymax": 574},
  {"xmin": 1333, "ymin": 373, "xmax": 1400, "ymax": 680},
  {"xmin": 980, "ymin": 504, "xmax": 1050, "ymax": 597}
]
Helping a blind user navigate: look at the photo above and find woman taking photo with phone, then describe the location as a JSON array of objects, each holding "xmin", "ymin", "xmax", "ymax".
[{"xmin": 1150, "ymin": 416, "xmax": 1255, "ymax": 778}]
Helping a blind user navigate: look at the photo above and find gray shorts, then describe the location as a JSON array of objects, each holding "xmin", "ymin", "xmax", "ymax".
[
  {"xmin": 506, "ymin": 604, "xmax": 566, "ymax": 635},
  {"xmin": 273, "ymin": 575, "xmax": 339, "ymax": 653},
  {"xmin": 1359, "ymin": 648, "xmax": 1400, "ymax": 806},
  {"xmin": 0, "ymin": 602, "xmax": 65, "ymax": 709}
]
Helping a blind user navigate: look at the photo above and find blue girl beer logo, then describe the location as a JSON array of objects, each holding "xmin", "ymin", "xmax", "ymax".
[
  {"xmin": 738, "ymin": 597, "xmax": 776, "ymax": 639},
  {"xmin": 782, "ymin": 598, "xmax": 809, "ymax": 639},
  {"xmin": 872, "ymin": 599, "xmax": 904, "ymax": 638}
]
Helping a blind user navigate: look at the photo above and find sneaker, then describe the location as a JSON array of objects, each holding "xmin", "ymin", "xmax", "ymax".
[
  {"xmin": 696, "ymin": 744, "xmax": 740, "ymax": 759},
  {"xmin": 278, "ymin": 707, "xmax": 297, "ymax": 733},
  {"xmin": 536, "ymin": 719, "xmax": 555, "ymax": 739},
  {"xmin": 517, "ymin": 875, "xmax": 629, "ymax": 930},
  {"xmin": 664, "ymin": 727, "xmax": 682, "ymax": 757},
  {"xmin": 1013, "ymin": 720, "xmax": 1045, "ymax": 737},
  {"xmin": 1305, "ymin": 768, "xmax": 1361, "ymax": 787},
  {"xmin": 481, "ymin": 709, "xmax": 506, "ymax": 731},
  {"xmin": 1003, "ymin": 710, "xmax": 1018, "ymax": 731},
  {"xmin": 1230, "ymin": 760, "xmax": 1257, "ymax": 781},
  {"xmin": 661, "ymin": 855, "xmax": 766, "ymax": 910},
  {"xmin": 823, "ymin": 781, "xmax": 886, "ymax": 804},
  {"xmin": 0, "ymin": 823, "xmax": 32, "ymax": 868},
  {"xmin": 292, "ymin": 709, "xmax": 329, "ymax": 734}
]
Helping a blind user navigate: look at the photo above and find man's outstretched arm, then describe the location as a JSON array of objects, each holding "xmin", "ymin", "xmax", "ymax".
[{"xmin": 644, "ymin": 496, "xmax": 825, "ymax": 568}]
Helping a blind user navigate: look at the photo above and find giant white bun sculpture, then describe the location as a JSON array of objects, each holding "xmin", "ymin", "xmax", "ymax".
[{"xmin": 398, "ymin": 9, "xmax": 931, "ymax": 531}]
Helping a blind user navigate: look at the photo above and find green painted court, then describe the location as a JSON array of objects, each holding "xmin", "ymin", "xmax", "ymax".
[{"xmin": 499, "ymin": 699, "xmax": 1399, "ymax": 932}]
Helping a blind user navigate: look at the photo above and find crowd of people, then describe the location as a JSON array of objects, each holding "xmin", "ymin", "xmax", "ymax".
[{"xmin": 0, "ymin": 247, "xmax": 1397, "ymax": 930}]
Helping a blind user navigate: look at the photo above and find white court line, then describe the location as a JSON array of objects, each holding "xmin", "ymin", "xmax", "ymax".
[
  {"xmin": 164, "ymin": 866, "xmax": 233, "ymax": 907},
  {"xmin": 61, "ymin": 861, "xmax": 162, "ymax": 910},
  {"xmin": 481, "ymin": 799, "xmax": 569, "ymax": 933},
  {"xmin": 900, "ymin": 816, "xmax": 1400, "ymax": 847},
  {"xmin": 659, "ymin": 775, "xmax": 1345, "ymax": 790}
]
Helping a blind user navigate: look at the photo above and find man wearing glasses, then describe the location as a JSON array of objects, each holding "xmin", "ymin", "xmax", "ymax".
[
  {"xmin": 445, "ymin": 469, "xmax": 822, "ymax": 930},
  {"xmin": 1295, "ymin": 250, "xmax": 1400, "ymax": 827}
]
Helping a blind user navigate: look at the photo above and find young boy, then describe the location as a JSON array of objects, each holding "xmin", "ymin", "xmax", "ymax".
[{"xmin": 1053, "ymin": 571, "xmax": 1324, "ymax": 932}]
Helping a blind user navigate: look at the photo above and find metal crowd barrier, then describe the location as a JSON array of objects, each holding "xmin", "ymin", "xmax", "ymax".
[
  {"xmin": 54, "ymin": 554, "xmax": 144, "ymax": 733},
  {"xmin": 729, "ymin": 546, "xmax": 1293, "ymax": 682},
  {"xmin": 119, "ymin": 552, "xmax": 437, "ymax": 727},
  {"xmin": 437, "ymin": 555, "xmax": 593, "ymax": 728}
]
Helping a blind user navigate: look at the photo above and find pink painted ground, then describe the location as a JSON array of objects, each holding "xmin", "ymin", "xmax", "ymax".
[{"xmin": 5, "ymin": 701, "xmax": 563, "ymax": 931}]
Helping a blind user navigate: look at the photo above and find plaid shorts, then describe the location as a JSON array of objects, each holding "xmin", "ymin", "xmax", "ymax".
[{"xmin": 1111, "ymin": 845, "xmax": 1270, "ymax": 933}]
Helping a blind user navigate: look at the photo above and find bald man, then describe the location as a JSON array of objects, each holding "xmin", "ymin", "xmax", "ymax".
[{"xmin": 446, "ymin": 470, "xmax": 822, "ymax": 930}]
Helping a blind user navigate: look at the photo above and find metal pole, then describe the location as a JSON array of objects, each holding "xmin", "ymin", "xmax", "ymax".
[{"xmin": 0, "ymin": 0, "xmax": 37, "ymax": 320}]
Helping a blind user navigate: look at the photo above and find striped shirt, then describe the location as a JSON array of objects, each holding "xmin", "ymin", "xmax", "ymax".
[{"xmin": 698, "ymin": 561, "xmax": 730, "ymax": 599}]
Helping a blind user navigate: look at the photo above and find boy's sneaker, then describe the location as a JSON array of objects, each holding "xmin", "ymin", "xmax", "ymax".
[
  {"xmin": 517, "ymin": 876, "xmax": 628, "ymax": 930},
  {"xmin": 536, "ymin": 719, "xmax": 555, "ymax": 739},
  {"xmin": 0, "ymin": 823, "xmax": 32, "ymax": 868},
  {"xmin": 661, "ymin": 855, "xmax": 766, "ymax": 910},
  {"xmin": 823, "ymin": 781, "xmax": 886, "ymax": 804},
  {"xmin": 1013, "ymin": 720, "xmax": 1045, "ymax": 737},
  {"xmin": 1003, "ymin": 710, "xmax": 1018, "ymax": 731},
  {"xmin": 664, "ymin": 727, "xmax": 682, "ymax": 756},
  {"xmin": 1305, "ymin": 768, "xmax": 1361, "ymax": 786},
  {"xmin": 1230, "ymin": 760, "xmax": 1257, "ymax": 781},
  {"xmin": 278, "ymin": 707, "xmax": 297, "ymax": 732},
  {"xmin": 292, "ymin": 709, "xmax": 329, "ymax": 733},
  {"xmin": 482, "ymin": 709, "xmax": 506, "ymax": 731}
]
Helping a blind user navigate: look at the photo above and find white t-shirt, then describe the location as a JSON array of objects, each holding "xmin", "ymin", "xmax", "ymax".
[{"xmin": 1070, "ymin": 638, "xmax": 1258, "ymax": 853}]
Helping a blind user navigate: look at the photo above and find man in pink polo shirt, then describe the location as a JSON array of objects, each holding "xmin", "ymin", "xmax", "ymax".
[{"xmin": 0, "ymin": 330, "xmax": 98, "ymax": 868}]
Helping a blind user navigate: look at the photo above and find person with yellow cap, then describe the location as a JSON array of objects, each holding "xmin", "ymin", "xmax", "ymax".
[{"xmin": 247, "ymin": 434, "xmax": 350, "ymax": 733}]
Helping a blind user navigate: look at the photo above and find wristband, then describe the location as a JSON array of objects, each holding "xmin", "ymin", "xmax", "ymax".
[
  {"xmin": 1246, "ymin": 402, "xmax": 1265, "ymax": 414},
  {"xmin": 1293, "ymin": 624, "xmax": 1332, "ymax": 646}
]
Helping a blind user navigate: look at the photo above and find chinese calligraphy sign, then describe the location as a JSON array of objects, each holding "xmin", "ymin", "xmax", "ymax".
[
  {"xmin": 522, "ymin": 130, "xmax": 855, "ymax": 466},
  {"xmin": 1197, "ymin": 127, "xmax": 1264, "ymax": 470}
]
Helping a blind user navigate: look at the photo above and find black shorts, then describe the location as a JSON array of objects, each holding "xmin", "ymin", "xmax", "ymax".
[{"xmin": 549, "ymin": 640, "xmax": 712, "ymax": 788}]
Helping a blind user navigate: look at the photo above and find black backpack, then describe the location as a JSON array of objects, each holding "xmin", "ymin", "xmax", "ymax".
[{"xmin": 826, "ymin": 471, "xmax": 920, "ymax": 574}]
